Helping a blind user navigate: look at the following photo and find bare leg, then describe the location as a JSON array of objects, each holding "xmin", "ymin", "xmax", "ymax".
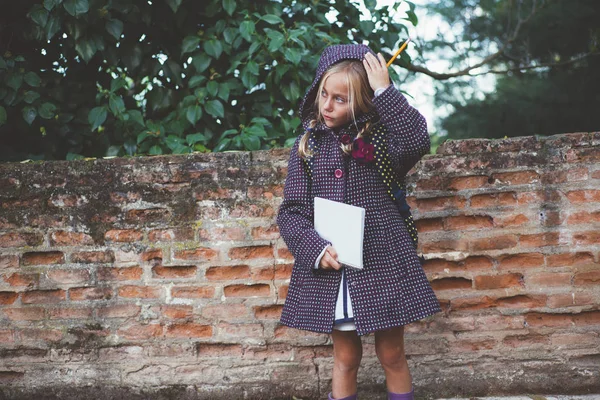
[
  {"xmin": 331, "ymin": 329, "xmax": 362, "ymax": 398},
  {"xmin": 374, "ymin": 325, "xmax": 412, "ymax": 394}
]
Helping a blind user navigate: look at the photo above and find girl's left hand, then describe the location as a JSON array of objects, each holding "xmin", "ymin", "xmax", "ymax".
[{"xmin": 363, "ymin": 52, "xmax": 390, "ymax": 92}]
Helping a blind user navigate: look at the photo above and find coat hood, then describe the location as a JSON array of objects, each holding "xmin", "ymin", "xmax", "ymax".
[{"xmin": 299, "ymin": 44, "xmax": 377, "ymax": 131}]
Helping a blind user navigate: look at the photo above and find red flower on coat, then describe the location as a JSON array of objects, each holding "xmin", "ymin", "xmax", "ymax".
[
  {"xmin": 340, "ymin": 134, "xmax": 352, "ymax": 145},
  {"xmin": 352, "ymin": 137, "xmax": 375, "ymax": 164}
]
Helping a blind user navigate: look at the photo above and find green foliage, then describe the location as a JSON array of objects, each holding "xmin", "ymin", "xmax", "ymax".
[
  {"xmin": 0, "ymin": 0, "xmax": 414, "ymax": 161},
  {"xmin": 428, "ymin": 0, "xmax": 600, "ymax": 139}
]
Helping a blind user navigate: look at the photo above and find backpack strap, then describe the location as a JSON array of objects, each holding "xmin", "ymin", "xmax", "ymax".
[{"xmin": 302, "ymin": 127, "xmax": 419, "ymax": 249}]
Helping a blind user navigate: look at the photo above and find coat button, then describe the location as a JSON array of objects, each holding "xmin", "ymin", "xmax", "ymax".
[{"xmin": 334, "ymin": 169, "xmax": 343, "ymax": 178}]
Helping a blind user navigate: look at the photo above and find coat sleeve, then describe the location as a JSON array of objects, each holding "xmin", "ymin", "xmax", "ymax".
[
  {"xmin": 277, "ymin": 136, "xmax": 331, "ymax": 269},
  {"xmin": 372, "ymin": 85, "xmax": 431, "ymax": 178}
]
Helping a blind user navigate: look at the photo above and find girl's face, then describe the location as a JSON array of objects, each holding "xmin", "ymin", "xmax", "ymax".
[{"xmin": 319, "ymin": 72, "xmax": 352, "ymax": 129}]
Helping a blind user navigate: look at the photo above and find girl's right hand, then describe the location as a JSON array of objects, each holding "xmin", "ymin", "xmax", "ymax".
[{"xmin": 319, "ymin": 246, "xmax": 342, "ymax": 270}]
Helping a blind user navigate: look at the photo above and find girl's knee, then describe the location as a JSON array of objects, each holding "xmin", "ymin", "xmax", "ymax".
[
  {"xmin": 334, "ymin": 346, "xmax": 362, "ymax": 372},
  {"xmin": 375, "ymin": 347, "xmax": 407, "ymax": 371}
]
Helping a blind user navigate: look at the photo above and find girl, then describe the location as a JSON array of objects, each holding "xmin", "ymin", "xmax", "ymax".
[{"xmin": 276, "ymin": 44, "xmax": 441, "ymax": 400}]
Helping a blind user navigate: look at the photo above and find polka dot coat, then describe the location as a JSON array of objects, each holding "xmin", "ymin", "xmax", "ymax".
[{"xmin": 277, "ymin": 44, "xmax": 441, "ymax": 336}]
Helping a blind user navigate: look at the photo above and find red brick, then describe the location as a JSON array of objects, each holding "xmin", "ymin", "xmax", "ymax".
[
  {"xmin": 445, "ymin": 215, "xmax": 493, "ymax": 230},
  {"xmin": 423, "ymin": 256, "xmax": 493, "ymax": 274},
  {"xmin": 97, "ymin": 304, "xmax": 141, "ymax": 318},
  {"xmin": 20, "ymin": 328, "xmax": 63, "ymax": 342},
  {"xmin": 525, "ymin": 312, "xmax": 574, "ymax": 328},
  {"xmin": 520, "ymin": 232, "xmax": 561, "ymax": 248},
  {"xmin": 474, "ymin": 315, "xmax": 525, "ymax": 331},
  {"xmin": 197, "ymin": 343, "xmax": 243, "ymax": 357},
  {"xmin": 228, "ymin": 246, "xmax": 274, "ymax": 260},
  {"xmin": 566, "ymin": 190, "xmax": 600, "ymax": 203},
  {"xmin": 161, "ymin": 305, "xmax": 193, "ymax": 319},
  {"xmin": 21, "ymin": 251, "xmax": 64, "ymax": 266},
  {"xmin": 540, "ymin": 210, "xmax": 564, "ymax": 226},
  {"xmin": 70, "ymin": 287, "xmax": 113, "ymax": 301},
  {"xmin": 205, "ymin": 227, "xmax": 246, "ymax": 241},
  {"xmin": 148, "ymin": 227, "xmax": 194, "ymax": 242},
  {"xmin": 4, "ymin": 272, "xmax": 37, "ymax": 287},
  {"xmin": 171, "ymin": 286, "xmax": 215, "ymax": 299},
  {"xmin": 573, "ymin": 311, "xmax": 600, "ymax": 326},
  {"xmin": 451, "ymin": 296, "xmax": 496, "ymax": 311},
  {"xmin": 526, "ymin": 272, "xmax": 572, "ymax": 287},
  {"xmin": 276, "ymin": 247, "xmax": 293, "ymax": 260},
  {"xmin": 229, "ymin": 204, "xmax": 275, "ymax": 218},
  {"xmin": 97, "ymin": 266, "xmax": 143, "ymax": 281},
  {"xmin": 70, "ymin": 250, "xmax": 115, "ymax": 263},
  {"xmin": 551, "ymin": 332, "xmax": 599, "ymax": 347},
  {"xmin": 470, "ymin": 235, "xmax": 518, "ymax": 251},
  {"xmin": 0, "ymin": 330, "xmax": 14, "ymax": 343},
  {"xmin": 493, "ymin": 214, "xmax": 529, "ymax": 227},
  {"xmin": 547, "ymin": 292, "xmax": 595, "ymax": 308},
  {"xmin": 47, "ymin": 269, "xmax": 90, "ymax": 284},
  {"xmin": 251, "ymin": 225, "xmax": 280, "ymax": 240},
  {"xmin": 247, "ymin": 185, "xmax": 284, "ymax": 200},
  {"xmin": 416, "ymin": 196, "xmax": 466, "ymax": 212},
  {"xmin": 2, "ymin": 307, "xmax": 45, "ymax": 321},
  {"xmin": 448, "ymin": 176, "xmax": 489, "ymax": 191},
  {"xmin": 574, "ymin": 271, "xmax": 600, "ymax": 286},
  {"xmin": 194, "ymin": 188, "xmax": 235, "ymax": 200},
  {"xmin": 497, "ymin": 253, "xmax": 544, "ymax": 270},
  {"xmin": 22, "ymin": 289, "xmax": 65, "ymax": 304},
  {"xmin": 218, "ymin": 322, "xmax": 263, "ymax": 338},
  {"xmin": 49, "ymin": 307, "xmax": 93, "ymax": 319},
  {"xmin": 205, "ymin": 265, "xmax": 250, "ymax": 280},
  {"xmin": 451, "ymin": 337, "xmax": 497, "ymax": 352},
  {"xmin": 0, "ymin": 232, "xmax": 43, "ymax": 248},
  {"xmin": 49, "ymin": 231, "xmax": 94, "ymax": 246},
  {"xmin": 422, "ymin": 239, "xmax": 468, "ymax": 253},
  {"xmin": 125, "ymin": 208, "xmax": 171, "ymax": 223},
  {"xmin": 152, "ymin": 265, "xmax": 197, "ymax": 279},
  {"xmin": 254, "ymin": 305, "xmax": 284, "ymax": 319},
  {"xmin": 274, "ymin": 264, "xmax": 293, "ymax": 280},
  {"xmin": 278, "ymin": 285, "xmax": 289, "ymax": 299},
  {"xmin": 415, "ymin": 176, "xmax": 446, "ymax": 191},
  {"xmin": 503, "ymin": 333, "xmax": 550, "ymax": 348},
  {"xmin": 224, "ymin": 284, "xmax": 270, "ymax": 298},
  {"xmin": 104, "ymin": 229, "xmax": 143, "ymax": 242},
  {"xmin": 201, "ymin": 304, "xmax": 248, "ymax": 320},
  {"xmin": 496, "ymin": 294, "xmax": 546, "ymax": 308},
  {"xmin": 573, "ymin": 231, "xmax": 600, "ymax": 245},
  {"xmin": 173, "ymin": 247, "xmax": 219, "ymax": 261},
  {"xmin": 251, "ymin": 267, "xmax": 275, "ymax": 281},
  {"xmin": 165, "ymin": 323, "xmax": 212, "ymax": 338},
  {"xmin": 474, "ymin": 273, "xmax": 524, "ymax": 290},
  {"xmin": 491, "ymin": 170, "xmax": 539, "ymax": 185},
  {"xmin": 140, "ymin": 248, "xmax": 163, "ymax": 262},
  {"xmin": 567, "ymin": 211, "xmax": 600, "ymax": 225},
  {"xmin": 470, "ymin": 192, "xmax": 517, "ymax": 208},
  {"xmin": 118, "ymin": 285, "xmax": 161, "ymax": 299},
  {"xmin": 118, "ymin": 324, "xmax": 163, "ymax": 340},
  {"xmin": 430, "ymin": 277, "xmax": 472, "ymax": 291},
  {"xmin": 0, "ymin": 291, "xmax": 18, "ymax": 305},
  {"xmin": 414, "ymin": 218, "xmax": 443, "ymax": 232}
]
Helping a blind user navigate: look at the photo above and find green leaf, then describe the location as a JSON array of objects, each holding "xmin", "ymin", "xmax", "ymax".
[
  {"xmin": 23, "ymin": 91, "xmax": 41, "ymax": 104},
  {"xmin": 45, "ymin": 15, "xmax": 61, "ymax": 40},
  {"xmin": 66, "ymin": 152, "xmax": 84, "ymax": 160},
  {"xmin": 110, "ymin": 77, "xmax": 127, "ymax": 92},
  {"xmin": 75, "ymin": 37, "xmax": 97, "ymax": 63},
  {"xmin": 149, "ymin": 145, "xmax": 163, "ymax": 155},
  {"xmin": 284, "ymin": 48, "xmax": 302, "ymax": 65},
  {"xmin": 251, "ymin": 117, "xmax": 270, "ymax": 126},
  {"xmin": 29, "ymin": 5, "xmax": 49, "ymax": 27},
  {"xmin": 63, "ymin": 0, "xmax": 89, "ymax": 17},
  {"xmin": 245, "ymin": 124, "xmax": 267, "ymax": 137},
  {"xmin": 165, "ymin": 0, "xmax": 182, "ymax": 13},
  {"xmin": 186, "ymin": 104, "xmax": 203, "ymax": 125},
  {"xmin": 218, "ymin": 83, "xmax": 230, "ymax": 101},
  {"xmin": 239, "ymin": 20, "xmax": 255, "ymax": 42},
  {"xmin": 88, "ymin": 106, "xmax": 107, "ymax": 131},
  {"xmin": 22, "ymin": 106, "xmax": 37, "ymax": 125},
  {"xmin": 223, "ymin": 0, "xmax": 236, "ymax": 16},
  {"xmin": 38, "ymin": 102, "xmax": 57, "ymax": 119},
  {"xmin": 0, "ymin": 57, "xmax": 6, "ymax": 69},
  {"xmin": 24, "ymin": 72, "xmax": 42, "ymax": 88},
  {"xmin": 7, "ymin": 73, "xmax": 23, "ymax": 91},
  {"xmin": 213, "ymin": 138, "xmax": 231, "ymax": 152},
  {"xmin": 192, "ymin": 53, "xmax": 211, "ymax": 72},
  {"xmin": 205, "ymin": 100, "xmax": 224, "ymax": 118},
  {"xmin": 406, "ymin": 10, "xmax": 418, "ymax": 26},
  {"xmin": 207, "ymin": 81, "xmax": 219, "ymax": 97},
  {"xmin": 262, "ymin": 14, "xmax": 283, "ymax": 25},
  {"xmin": 204, "ymin": 39, "xmax": 223, "ymax": 59},
  {"xmin": 189, "ymin": 75, "xmax": 206, "ymax": 88},
  {"xmin": 267, "ymin": 30, "xmax": 285, "ymax": 52},
  {"xmin": 223, "ymin": 28, "xmax": 237, "ymax": 44},
  {"xmin": 106, "ymin": 19, "xmax": 123, "ymax": 40},
  {"xmin": 246, "ymin": 60, "xmax": 259, "ymax": 75},
  {"xmin": 0, "ymin": 106, "xmax": 6, "ymax": 126},
  {"xmin": 248, "ymin": 41, "xmax": 261, "ymax": 56},
  {"xmin": 128, "ymin": 110, "xmax": 145, "ymax": 127},
  {"xmin": 186, "ymin": 132, "xmax": 206, "ymax": 145},
  {"xmin": 44, "ymin": 0, "xmax": 60, "ymax": 11},
  {"xmin": 109, "ymin": 94, "xmax": 125, "ymax": 114},
  {"xmin": 137, "ymin": 131, "xmax": 150, "ymax": 145},
  {"xmin": 241, "ymin": 134, "xmax": 260, "ymax": 150},
  {"xmin": 182, "ymin": 36, "xmax": 201, "ymax": 55}
]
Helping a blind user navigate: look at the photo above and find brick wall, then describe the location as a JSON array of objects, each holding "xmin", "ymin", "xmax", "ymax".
[{"xmin": 0, "ymin": 132, "xmax": 599, "ymax": 399}]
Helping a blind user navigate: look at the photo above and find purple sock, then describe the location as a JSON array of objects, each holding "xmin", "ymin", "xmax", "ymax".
[
  {"xmin": 328, "ymin": 392, "xmax": 357, "ymax": 400},
  {"xmin": 387, "ymin": 387, "xmax": 414, "ymax": 400}
]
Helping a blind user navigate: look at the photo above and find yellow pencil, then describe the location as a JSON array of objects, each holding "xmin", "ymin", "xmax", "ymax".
[{"xmin": 386, "ymin": 37, "xmax": 411, "ymax": 68}]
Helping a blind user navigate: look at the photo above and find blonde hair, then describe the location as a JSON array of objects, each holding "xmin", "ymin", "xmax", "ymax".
[{"xmin": 298, "ymin": 60, "xmax": 375, "ymax": 158}]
